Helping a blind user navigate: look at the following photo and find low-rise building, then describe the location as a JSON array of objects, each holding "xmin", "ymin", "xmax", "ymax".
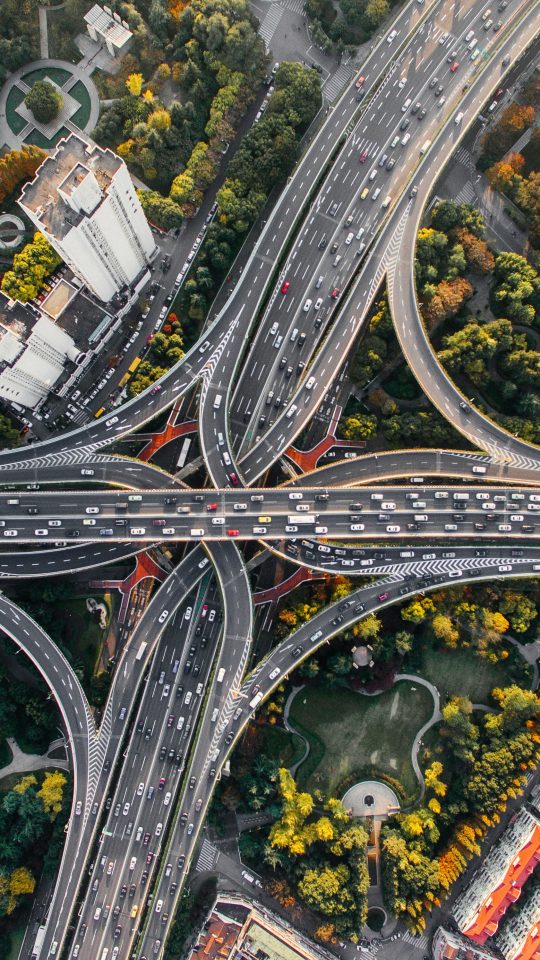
[
  {"xmin": 84, "ymin": 4, "xmax": 133, "ymax": 57},
  {"xmin": 188, "ymin": 896, "xmax": 334, "ymax": 960},
  {"xmin": 452, "ymin": 808, "xmax": 540, "ymax": 944}
]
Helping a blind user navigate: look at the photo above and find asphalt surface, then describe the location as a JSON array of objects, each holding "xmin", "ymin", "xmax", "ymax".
[{"xmin": 2, "ymin": 484, "xmax": 540, "ymax": 543}]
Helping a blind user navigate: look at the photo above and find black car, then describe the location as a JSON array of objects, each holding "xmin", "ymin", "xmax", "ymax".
[
  {"xmin": 136, "ymin": 720, "xmax": 144, "ymax": 734},
  {"xmin": 330, "ymin": 242, "xmax": 339, "ymax": 254},
  {"xmin": 120, "ymin": 885, "xmax": 127, "ymax": 898},
  {"xmin": 159, "ymin": 746, "xmax": 167, "ymax": 760},
  {"xmin": 332, "ymin": 615, "xmax": 344, "ymax": 625},
  {"xmin": 318, "ymin": 236, "xmax": 327, "ymax": 250},
  {"xmin": 354, "ymin": 603, "xmax": 365, "ymax": 613}
]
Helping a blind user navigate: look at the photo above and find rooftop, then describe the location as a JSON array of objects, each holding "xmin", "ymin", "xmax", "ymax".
[
  {"xmin": 84, "ymin": 4, "xmax": 132, "ymax": 49},
  {"xmin": 19, "ymin": 134, "xmax": 121, "ymax": 241}
]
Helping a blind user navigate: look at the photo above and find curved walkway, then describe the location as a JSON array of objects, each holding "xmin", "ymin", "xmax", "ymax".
[
  {"xmin": 0, "ymin": 736, "xmax": 69, "ymax": 782},
  {"xmin": 393, "ymin": 673, "xmax": 441, "ymax": 801},
  {"xmin": 282, "ymin": 686, "xmax": 310, "ymax": 778},
  {"xmin": 0, "ymin": 58, "xmax": 100, "ymax": 149}
]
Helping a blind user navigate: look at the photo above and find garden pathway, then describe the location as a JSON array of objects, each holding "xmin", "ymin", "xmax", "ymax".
[
  {"xmin": 282, "ymin": 686, "xmax": 311, "ymax": 778},
  {"xmin": 0, "ymin": 58, "xmax": 100, "ymax": 150},
  {"xmin": 393, "ymin": 673, "xmax": 441, "ymax": 801},
  {"xmin": 0, "ymin": 737, "xmax": 69, "ymax": 781}
]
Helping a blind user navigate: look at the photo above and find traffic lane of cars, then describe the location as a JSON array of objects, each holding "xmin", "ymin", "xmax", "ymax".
[
  {"xmin": 230, "ymin": 0, "xmax": 509, "ymax": 455},
  {"xmin": 74, "ymin": 593, "xmax": 223, "ymax": 960}
]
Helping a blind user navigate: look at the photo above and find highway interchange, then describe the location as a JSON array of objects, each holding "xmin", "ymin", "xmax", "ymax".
[{"xmin": 3, "ymin": 0, "xmax": 540, "ymax": 958}]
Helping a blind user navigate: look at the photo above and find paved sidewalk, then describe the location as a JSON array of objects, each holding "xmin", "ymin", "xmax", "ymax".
[{"xmin": 0, "ymin": 737, "xmax": 69, "ymax": 781}]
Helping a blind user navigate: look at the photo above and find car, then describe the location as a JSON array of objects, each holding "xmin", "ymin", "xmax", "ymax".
[
  {"xmin": 331, "ymin": 288, "xmax": 340, "ymax": 300},
  {"xmin": 355, "ymin": 73, "xmax": 366, "ymax": 88},
  {"xmin": 429, "ymin": 76, "xmax": 438, "ymax": 88},
  {"xmin": 167, "ymin": 714, "xmax": 175, "ymax": 728},
  {"xmin": 303, "ymin": 299, "xmax": 312, "ymax": 311},
  {"xmin": 159, "ymin": 777, "xmax": 166, "ymax": 790},
  {"xmin": 450, "ymin": 60, "xmax": 459, "ymax": 72},
  {"xmin": 158, "ymin": 610, "xmax": 169, "ymax": 623},
  {"xmin": 229, "ymin": 472, "xmax": 239, "ymax": 486},
  {"xmin": 227, "ymin": 528, "xmax": 239, "ymax": 537},
  {"xmin": 280, "ymin": 281, "xmax": 290, "ymax": 294},
  {"xmin": 410, "ymin": 185, "xmax": 418, "ymax": 198},
  {"xmin": 418, "ymin": 108, "xmax": 427, "ymax": 120},
  {"xmin": 386, "ymin": 157, "xmax": 396, "ymax": 170},
  {"xmin": 359, "ymin": 150, "xmax": 369, "ymax": 163},
  {"xmin": 378, "ymin": 592, "xmax": 389, "ymax": 602}
]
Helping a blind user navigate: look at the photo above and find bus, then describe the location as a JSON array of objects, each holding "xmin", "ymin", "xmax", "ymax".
[
  {"xmin": 249, "ymin": 690, "xmax": 264, "ymax": 710},
  {"xmin": 31, "ymin": 926, "xmax": 46, "ymax": 959},
  {"xmin": 216, "ymin": 668, "xmax": 226, "ymax": 683},
  {"xmin": 95, "ymin": 407, "xmax": 105, "ymax": 418},
  {"xmin": 176, "ymin": 438, "xmax": 191, "ymax": 471},
  {"xmin": 287, "ymin": 515, "xmax": 317, "ymax": 525},
  {"xmin": 118, "ymin": 371, "xmax": 131, "ymax": 389},
  {"xmin": 128, "ymin": 357, "xmax": 141, "ymax": 375},
  {"xmin": 135, "ymin": 641, "xmax": 148, "ymax": 662},
  {"xmin": 100, "ymin": 949, "xmax": 109, "ymax": 960}
]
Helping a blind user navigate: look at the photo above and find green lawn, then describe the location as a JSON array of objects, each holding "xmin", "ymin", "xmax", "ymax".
[
  {"xmin": 24, "ymin": 127, "xmax": 70, "ymax": 149},
  {"xmin": 417, "ymin": 647, "xmax": 509, "ymax": 704},
  {"xmin": 5, "ymin": 86, "xmax": 27, "ymax": 134},
  {"xmin": 69, "ymin": 79, "xmax": 92, "ymax": 130},
  {"xmin": 23, "ymin": 67, "xmax": 72, "ymax": 87},
  {"xmin": 60, "ymin": 596, "xmax": 111, "ymax": 686},
  {"xmin": 260, "ymin": 724, "xmax": 305, "ymax": 768},
  {"xmin": 288, "ymin": 681, "xmax": 434, "ymax": 799}
]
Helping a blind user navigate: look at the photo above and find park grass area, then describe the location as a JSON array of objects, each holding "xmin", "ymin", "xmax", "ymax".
[
  {"xmin": 69, "ymin": 79, "xmax": 92, "ymax": 130},
  {"xmin": 24, "ymin": 127, "xmax": 70, "ymax": 149},
  {"xmin": 259, "ymin": 724, "xmax": 305, "ymax": 768},
  {"xmin": 5, "ymin": 87, "xmax": 27, "ymax": 134},
  {"xmin": 417, "ymin": 646, "xmax": 509, "ymax": 704},
  {"xmin": 6, "ymin": 922, "xmax": 27, "ymax": 960},
  {"xmin": 288, "ymin": 681, "xmax": 434, "ymax": 798},
  {"xmin": 60, "ymin": 596, "xmax": 111, "ymax": 685},
  {"xmin": 23, "ymin": 67, "xmax": 72, "ymax": 87}
]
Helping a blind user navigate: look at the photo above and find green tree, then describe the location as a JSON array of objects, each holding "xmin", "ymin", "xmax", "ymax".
[{"xmin": 24, "ymin": 80, "xmax": 63, "ymax": 123}]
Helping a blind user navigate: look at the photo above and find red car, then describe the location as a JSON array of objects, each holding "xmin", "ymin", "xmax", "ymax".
[
  {"xmin": 158, "ymin": 777, "xmax": 166, "ymax": 790},
  {"xmin": 167, "ymin": 715, "xmax": 174, "ymax": 728},
  {"xmin": 377, "ymin": 592, "xmax": 389, "ymax": 602},
  {"xmin": 331, "ymin": 288, "xmax": 340, "ymax": 300},
  {"xmin": 229, "ymin": 472, "xmax": 239, "ymax": 486},
  {"xmin": 227, "ymin": 529, "xmax": 240, "ymax": 537},
  {"xmin": 206, "ymin": 503, "xmax": 217, "ymax": 512},
  {"xmin": 201, "ymin": 604, "xmax": 208, "ymax": 618},
  {"xmin": 450, "ymin": 61, "xmax": 459, "ymax": 72},
  {"xmin": 359, "ymin": 150, "xmax": 369, "ymax": 163},
  {"xmin": 281, "ymin": 280, "xmax": 290, "ymax": 294}
]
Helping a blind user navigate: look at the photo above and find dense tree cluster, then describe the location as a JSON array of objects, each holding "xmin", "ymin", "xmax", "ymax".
[
  {"xmin": 24, "ymin": 80, "xmax": 63, "ymax": 123},
  {"xmin": 305, "ymin": 0, "xmax": 394, "ymax": 55},
  {"xmin": 0, "ymin": 146, "xmax": 45, "ymax": 205},
  {"xmin": 128, "ymin": 317, "xmax": 185, "ymax": 396},
  {"xmin": 381, "ymin": 685, "xmax": 540, "ymax": 930},
  {"xmin": 1, "ymin": 233, "xmax": 61, "ymax": 303},
  {"xmin": 480, "ymin": 103, "xmax": 536, "ymax": 167},
  {"xmin": 94, "ymin": 0, "xmax": 267, "ymax": 222},
  {"xmin": 415, "ymin": 202, "xmax": 540, "ymax": 442},
  {"xmin": 0, "ymin": 770, "xmax": 69, "ymax": 920}
]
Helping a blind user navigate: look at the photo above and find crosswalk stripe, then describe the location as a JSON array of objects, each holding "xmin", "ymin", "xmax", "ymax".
[
  {"xmin": 454, "ymin": 182, "xmax": 476, "ymax": 205},
  {"xmin": 324, "ymin": 63, "xmax": 353, "ymax": 102},
  {"xmin": 196, "ymin": 839, "xmax": 217, "ymax": 872},
  {"xmin": 258, "ymin": 5, "xmax": 283, "ymax": 47},
  {"xmin": 280, "ymin": 0, "xmax": 304, "ymax": 12}
]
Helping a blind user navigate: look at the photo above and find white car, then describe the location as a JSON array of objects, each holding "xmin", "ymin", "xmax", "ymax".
[
  {"xmin": 184, "ymin": 606, "xmax": 192, "ymax": 620},
  {"xmin": 163, "ymin": 792, "xmax": 172, "ymax": 807},
  {"xmin": 130, "ymin": 527, "xmax": 146, "ymax": 535},
  {"xmin": 3, "ymin": 530, "xmax": 17, "ymax": 537},
  {"xmin": 137, "ymin": 783, "xmax": 145, "ymax": 796},
  {"xmin": 48, "ymin": 520, "xmax": 62, "ymax": 527},
  {"xmin": 158, "ymin": 610, "xmax": 169, "ymax": 623},
  {"xmin": 386, "ymin": 525, "xmax": 401, "ymax": 533},
  {"xmin": 303, "ymin": 299, "xmax": 312, "ymax": 311},
  {"xmin": 85, "ymin": 506, "xmax": 100, "ymax": 514},
  {"xmin": 350, "ymin": 524, "xmax": 365, "ymax": 531},
  {"xmin": 35, "ymin": 529, "xmax": 48, "ymax": 536}
]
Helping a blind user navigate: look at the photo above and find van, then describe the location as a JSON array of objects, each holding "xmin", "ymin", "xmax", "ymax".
[
  {"xmin": 419, "ymin": 139, "xmax": 432, "ymax": 155},
  {"xmin": 128, "ymin": 495, "xmax": 142, "ymax": 502},
  {"xmin": 472, "ymin": 465, "xmax": 486, "ymax": 474},
  {"xmin": 481, "ymin": 7, "xmax": 491, "ymax": 19},
  {"xmin": 372, "ymin": 187, "xmax": 381, "ymax": 200},
  {"xmin": 290, "ymin": 328, "xmax": 298, "ymax": 342},
  {"xmin": 94, "ymin": 907, "xmax": 102, "ymax": 921},
  {"xmin": 444, "ymin": 524, "xmax": 458, "ymax": 531},
  {"xmin": 333, "ymin": 255, "xmax": 342, "ymax": 266},
  {"xmin": 402, "ymin": 98, "xmax": 412, "ymax": 112},
  {"xmin": 414, "ymin": 514, "xmax": 428, "ymax": 522},
  {"xmin": 453, "ymin": 493, "xmax": 470, "ymax": 500},
  {"xmin": 213, "ymin": 395, "xmax": 222, "ymax": 410},
  {"xmin": 211, "ymin": 708, "xmax": 219, "ymax": 722},
  {"xmin": 390, "ymin": 136, "xmax": 400, "ymax": 149},
  {"xmin": 467, "ymin": 38, "xmax": 476, "ymax": 50},
  {"xmin": 382, "ymin": 196, "xmax": 391, "ymax": 209},
  {"xmin": 190, "ymin": 528, "xmax": 204, "ymax": 537},
  {"xmin": 455, "ymin": 111, "xmax": 464, "ymax": 124},
  {"xmin": 465, "ymin": 28, "xmax": 474, "ymax": 40},
  {"xmin": 401, "ymin": 133, "xmax": 411, "ymax": 145},
  {"xmin": 274, "ymin": 335, "xmax": 283, "ymax": 348}
]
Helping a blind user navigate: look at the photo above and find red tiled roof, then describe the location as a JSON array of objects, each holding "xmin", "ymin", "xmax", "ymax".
[{"xmin": 464, "ymin": 824, "xmax": 540, "ymax": 944}]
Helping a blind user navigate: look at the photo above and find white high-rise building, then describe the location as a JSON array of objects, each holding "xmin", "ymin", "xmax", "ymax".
[{"xmin": 19, "ymin": 134, "xmax": 157, "ymax": 303}]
